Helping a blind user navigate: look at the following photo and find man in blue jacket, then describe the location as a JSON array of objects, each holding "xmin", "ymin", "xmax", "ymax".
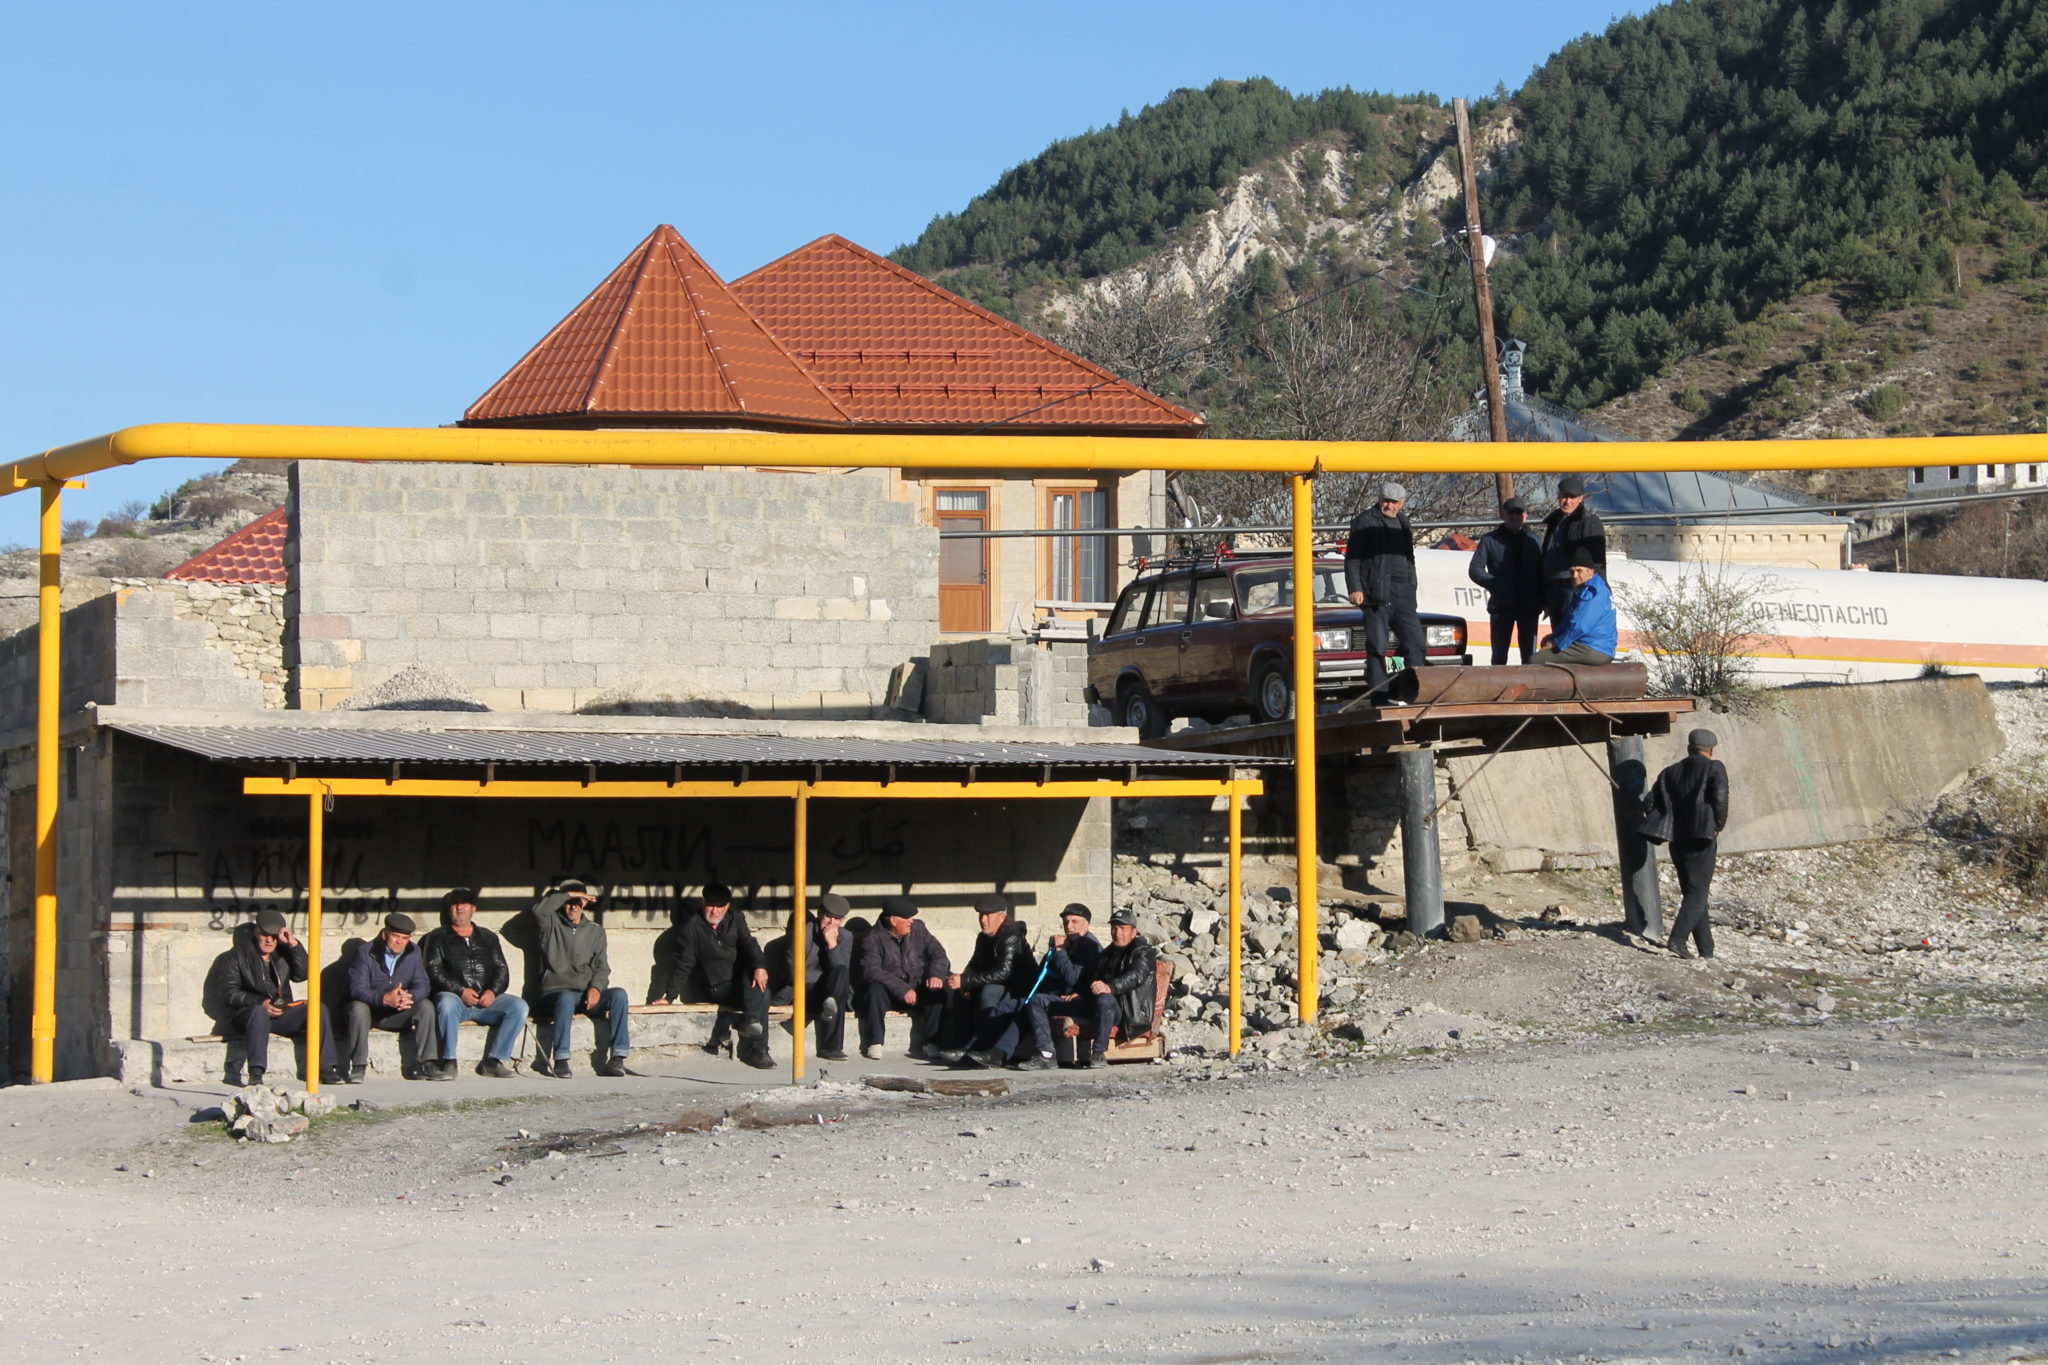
[
  {"xmin": 1531, "ymin": 549, "xmax": 1617, "ymax": 665},
  {"xmin": 1015, "ymin": 904, "xmax": 1104, "ymax": 1071},
  {"xmin": 346, "ymin": 912, "xmax": 444, "ymax": 1082}
]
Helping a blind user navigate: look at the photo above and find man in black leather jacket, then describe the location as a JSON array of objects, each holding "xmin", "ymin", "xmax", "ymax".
[
  {"xmin": 655, "ymin": 883, "xmax": 773, "ymax": 1069},
  {"xmin": 421, "ymin": 889, "xmax": 528, "ymax": 1079},
  {"xmin": 1648, "ymin": 729, "xmax": 1731, "ymax": 959},
  {"xmin": 933, "ymin": 894, "xmax": 1039, "ymax": 1069},
  {"xmin": 1344, "ymin": 482, "xmax": 1427, "ymax": 693},
  {"xmin": 202, "ymin": 909, "xmax": 342, "ymax": 1087},
  {"xmin": 1540, "ymin": 477, "xmax": 1607, "ymax": 636},
  {"xmin": 1087, "ymin": 908, "xmax": 1160, "ymax": 1067}
]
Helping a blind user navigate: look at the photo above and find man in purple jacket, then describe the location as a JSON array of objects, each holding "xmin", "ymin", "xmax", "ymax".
[{"xmin": 346, "ymin": 912, "xmax": 444, "ymax": 1082}]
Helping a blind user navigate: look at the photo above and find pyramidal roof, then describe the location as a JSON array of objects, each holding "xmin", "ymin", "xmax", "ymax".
[
  {"xmin": 165, "ymin": 506, "xmax": 288, "ymax": 585},
  {"xmin": 464, "ymin": 225, "xmax": 849, "ymax": 427},
  {"xmin": 732, "ymin": 235, "xmax": 1202, "ymax": 433}
]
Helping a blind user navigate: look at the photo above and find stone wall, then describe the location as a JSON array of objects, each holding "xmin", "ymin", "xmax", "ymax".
[
  {"xmin": 162, "ymin": 582, "xmax": 286, "ymax": 708},
  {"xmin": 0, "ymin": 585, "xmax": 267, "ymax": 721},
  {"xmin": 922, "ymin": 638, "xmax": 1099, "ymax": 726},
  {"xmin": 288, "ymin": 462, "xmax": 941, "ymax": 715}
]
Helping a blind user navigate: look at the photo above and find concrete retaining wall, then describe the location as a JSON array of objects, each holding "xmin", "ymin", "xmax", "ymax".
[
  {"xmin": 1448, "ymin": 676, "xmax": 2004, "ymax": 863},
  {"xmin": 0, "ymin": 586, "xmax": 268, "ymax": 720},
  {"xmin": 288, "ymin": 462, "xmax": 941, "ymax": 715}
]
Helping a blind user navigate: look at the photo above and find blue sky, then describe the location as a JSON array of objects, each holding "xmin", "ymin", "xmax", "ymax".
[{"xmin": 0, "ymin": 0, "xmax": 1640, "ymax": 549}]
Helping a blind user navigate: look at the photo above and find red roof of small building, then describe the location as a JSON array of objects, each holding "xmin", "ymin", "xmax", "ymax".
[
  {"xmin": 732, "ymin": 235, "xmax": 1202, "ymax": 433},
  {"xmin": 165, "ymin": 506, "xmax": 288, "ymax": 585},
  {"xmin": 1434, "ymin": 532, "xmax": 1479, "ymax": 552},
  {"xmin": 464, "ymin": 225, "xmax": 850, "ymax": 428}
]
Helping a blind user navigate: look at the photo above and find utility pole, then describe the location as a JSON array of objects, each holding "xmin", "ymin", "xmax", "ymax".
[{"xmin": 1454, "ymin": 96, "xmax": 1513, "ymax": 507}]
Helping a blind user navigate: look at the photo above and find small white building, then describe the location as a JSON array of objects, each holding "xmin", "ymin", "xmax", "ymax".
[{"xmin": 1909, "ymin": 461, "xmax": 2048, "ymax": 496}]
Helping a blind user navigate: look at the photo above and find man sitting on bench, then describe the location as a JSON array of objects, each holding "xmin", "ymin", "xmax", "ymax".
[
  {"xmin": 655, "ymin": 883, "xmax": 774, "ymax": 1070},
  {"xmin": 346, "ymin": 912, "xmax": 444, "ymax": 1082},
  {"xmin": 1014, "ymin": 904, "xmax": 1103, "ymax": 1072},
  {"xmin": 528, "ymin": 880, "xmax": 633, "ymax": 1078},
  {"xmin": 202, "ymin": 909, "xmax": 342, "ymax": 1088}
]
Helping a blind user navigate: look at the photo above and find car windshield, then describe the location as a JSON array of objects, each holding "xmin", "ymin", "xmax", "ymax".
[{"xmin": 1233, "ymin": 566, "xmax": 1350, "ymax": 613}]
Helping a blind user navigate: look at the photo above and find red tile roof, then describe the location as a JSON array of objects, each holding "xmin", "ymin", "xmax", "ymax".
[
  {"xmin": 464, "ymin": 225, "xmax": 849, "ymax": 428},
  {"xmin": 732, "ymin": 236, "xmax": 1202, "ymax": 433},
  {"xmin": 165, "ymin": 506, "xmax": 288, "ymax": 585}
]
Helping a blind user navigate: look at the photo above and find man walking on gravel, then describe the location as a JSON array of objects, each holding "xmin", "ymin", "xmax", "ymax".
[
  {"xmin": 1648, "ymin": 728, "xmax": 1730, "ymax": 960},
  {"xmin": 528, "ymin": 880, "xmax": 633, "ymax": 1077}
]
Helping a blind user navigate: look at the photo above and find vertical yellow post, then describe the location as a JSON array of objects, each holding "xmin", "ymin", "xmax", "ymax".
[
  {"xmin": 1290, "ymin": 473, "xmax": 1319, "ymax": 1024},
  {"xmin": 305, "ymin": 789, "xmax": 325, "ymax": 1094},
  {"xmin": 31, "ymin": 482, "xmax": 61, "ymax": 1082},
  {"xmin": 791, "ymin": 785, "xmax": 808, "ymax": 1084},
  {"xmin": 1227, "ymin": 779, "xmax": 1243, "ymax": 1057}
]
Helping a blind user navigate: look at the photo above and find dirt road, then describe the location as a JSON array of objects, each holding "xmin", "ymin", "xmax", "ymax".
[{"xmin": 1, "ymin": 1008, "xmax": 2041, "ymax": 1365}]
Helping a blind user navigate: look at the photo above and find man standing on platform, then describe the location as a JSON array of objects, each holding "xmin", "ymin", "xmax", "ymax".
[
  {"xmin": 1648, "ymin": 729, "xmax": 1730, "ymax": 960},
  {"xmin": 1345, "ymin": 482, "xmax": 1427, "ymax": 693},
  {"xmin": 1541, "ymin": 476, "xmax": 1606, "ymax": 635},
  {"xmin": 1468, "ymin": 496, "xmax": 1545, "ymax": 665}
]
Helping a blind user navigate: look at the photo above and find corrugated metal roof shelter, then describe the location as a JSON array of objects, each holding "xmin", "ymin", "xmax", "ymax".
[{"xmin": 102, "ymin": 712, "xmax": 1267, "ymax": 1078}]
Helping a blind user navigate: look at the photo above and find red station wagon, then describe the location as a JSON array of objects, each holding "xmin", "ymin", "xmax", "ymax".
[{"xmin": 1085, "ymin": 556, "xmax": 1470, "ymax": 737}]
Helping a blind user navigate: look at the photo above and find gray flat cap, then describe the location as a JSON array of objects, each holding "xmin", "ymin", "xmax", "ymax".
[
  {"xmin": 1380, "ymin": 482, "xmax": 1408, "ymax": 502},
  {"xmin": 1688, "ymin": 728, "xmax": 1719, "ymax": 750}
]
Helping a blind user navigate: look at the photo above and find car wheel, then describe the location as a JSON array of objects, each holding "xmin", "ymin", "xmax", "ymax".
[
  {"xmin": 1253, "ymin": 659, "xmax": 1293, "ymax": 723},
  {"xmin": 1118, "ymin": 682, "xmax": 1169, "ymax": 740}
]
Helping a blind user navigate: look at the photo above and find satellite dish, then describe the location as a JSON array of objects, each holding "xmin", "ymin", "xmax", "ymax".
[{"xmin": 1481, "ymin": 234, "xmax": 1498, "ymax": 268}]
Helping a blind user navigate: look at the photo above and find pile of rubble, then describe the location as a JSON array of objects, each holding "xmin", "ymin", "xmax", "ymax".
[{"xmin": 215, "ymin": 1083, "xmax": 339, "ymax": 1143}]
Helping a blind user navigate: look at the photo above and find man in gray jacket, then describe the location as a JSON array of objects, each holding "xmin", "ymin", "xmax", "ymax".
[{"xmin": 527, "ymin": 880, "xmax": 632, "ymax": 1078}]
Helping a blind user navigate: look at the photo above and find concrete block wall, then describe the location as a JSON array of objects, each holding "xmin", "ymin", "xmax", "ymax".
[
  {"xmin": 0, "ymin": 586, "xmax": 266, "ymax": 720},
  {"xmin": 923, "ymin": 638, "xmax": 1099, "ymax": 727},
  {"xmin": 288, "ymin": 462, "xmax": 941, "ymax": 715},
  {"xmin": 161, "ymin": 582, "xmax": 286, "ymax": 708}
]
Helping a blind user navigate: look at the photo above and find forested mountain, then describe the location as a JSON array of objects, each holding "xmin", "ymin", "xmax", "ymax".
[
  {"xmin": 1490, "ymin": 0, "xmax": 2048, "ymax": 409},
  {"xmin": 892, "ymin": 0, "xmax": 2048, "ymax": 480}
]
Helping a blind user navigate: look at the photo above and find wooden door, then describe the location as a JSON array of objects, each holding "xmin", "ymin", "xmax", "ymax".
[{"xmin": 937, "ymin": 489, "xmax": 990, "ymax": 633}]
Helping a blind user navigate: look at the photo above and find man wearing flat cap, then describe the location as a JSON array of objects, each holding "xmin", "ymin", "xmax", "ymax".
[
  {"xmin": 528, "ymin": 880, "xmax": 633, "ymax": 1077},
  {"xmin": 768, "ymin": 892, "xmax": 856, "ymax": 1062},
  {"xmin": 345, "ymin": 911, "xmax": 443, "ymax": 1081},
  {"xmin": 1541, "ymin": 476, "xmax": 1606, "ymax": 637},
  {"xmin": 857, "ymin": 895, "xmax": 949, "ymax": 1061},
  {"xmin": 656, "ymin": 882, "xmax": 774, "ymax": 1070},
  {"xmin": 1468, "ymin": 496, "xmax": 1545, "ymax": 665},
  {"xmin": 1646, "ymin": 730, "xmax": 1730, "ymax": 959},
  {"xmin": 933, "ymin": 893, "xmax": 1040, "ymax": 1068},
  {"xmin": 1344, "ymin": 482, "xmax": 1428, "ymax": 695},
  {"xmin": 421, "ymin": 888, "xmax": 527, "ymax": 1079},
  {"xmin": 1530, "ymin": 548, "xmax": 1617, "ymax": 666},
  {"xmin": 201, "ymin": 909, "xmax": 342, "ymax": 1087}
]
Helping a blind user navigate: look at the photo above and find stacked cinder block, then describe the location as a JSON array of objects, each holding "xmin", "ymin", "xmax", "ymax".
[
  {"xmin": 0, "ymin": 587, "xmax": 266, "ymax": 718},
  {"xmin": 288, "ymin": 462, "xmax": 941, "ymax": 715},
  {"xmin": 921, "ymin": 637, "xmax": 1102, "ymax": 727}
]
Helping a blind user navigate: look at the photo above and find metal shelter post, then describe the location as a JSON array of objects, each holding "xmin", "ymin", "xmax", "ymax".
[
  {"xmin": 305, "ymin": 788, "xmax": 326, "ymax": 1094},
  {"xmin": 1227, "ymin": 780, "xmax": 1243, "ymax": 1057},
  {"xmin": 791, "ymin": 784, "xmax": 808, "ymax": 1084},
  {"xmin": 1607, "ymin": 736, "xmax": 1664, "ymax": 940},
  {"xmin": 31, "ymin": 482, "xmax": 61, "ymax": 1082},
  {"xmin": 1399, "ymin": 748, "xmax": 1445, "ymax": 937},
  {"xmin": 1290, "ymin": 474, "xmax": 1319, "ymax": 1023}
]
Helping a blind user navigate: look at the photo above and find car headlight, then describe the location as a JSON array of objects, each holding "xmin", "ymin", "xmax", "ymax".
[
  {"xmin": 1426, "ymin": 624, "xmax": 1459, "ymax": 647},
  {"xmin": 1314, "ymin": 628, "xmax": 1352, "ymax": 651}
]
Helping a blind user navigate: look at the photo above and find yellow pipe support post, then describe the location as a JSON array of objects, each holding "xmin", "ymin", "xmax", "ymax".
[
  {"xmin": 792, "ymin": 785, "xmax": 809, "ymax": 1084},
  {"xmin": 31, "ymin": 483, "xmax": 60, "ymax": 1083},
  {"xmin": 1290, "ymin": 474, "xmax": 1318, "ymax": 1025},
  {"xmin": 1227, "ymin": 780, "xmax": 1243, "ymax": 1058},
  {"xmin": 305, "ymin": 790, "xmax": 325, "ymax": 1096}
]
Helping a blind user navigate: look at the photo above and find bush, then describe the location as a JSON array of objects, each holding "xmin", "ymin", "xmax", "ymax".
[
  {"xmin": 1861, "ymin": 384, "xmax": 1907, "ymax": 422},
  {"xmin": 1613, "ymin": 561, "xmax": 1787, "ymax": 705},
  {"xmin": 1973, "ymin": 769, "xmax": 2048, "ymax": 894}
]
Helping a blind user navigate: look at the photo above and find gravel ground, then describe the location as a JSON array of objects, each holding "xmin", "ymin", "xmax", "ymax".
[{"xmin": 1, "ymin": 686, "xmax": 2044, "ymax": 1363}]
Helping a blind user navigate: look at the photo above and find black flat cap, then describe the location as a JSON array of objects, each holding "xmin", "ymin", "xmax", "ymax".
[
  {"xmin": 1557, "ymin": 476, "xmax": 1587, "ymax": 497},
  {"xmin": 818, "ymin": 893, "xmax": 851, "ymax": 920},
  {"xmin": 1569, "ymin": 547, "xmax": 1599, "ymax": 569},
  {"xmin": 1061, "ymin": 903, "xmax": 1093, "ymax": 922},
  {"xmin": 383, "ymin": 912, "xmax": 416, "ymax": 935},
  {"xmin": 974, "ymin": 893, "xmax": 1011, "ymax": 917},
  {"xmin": 1501, "ymin": 497, "xmax": 1527, "ymax": 514},
  {"xmin": 881, "ymin": 895, "xmax": 918, "ymax": 920},
  {"xmin": 255, "ymin": 909, "xmax": 287, "ymax": 935}
]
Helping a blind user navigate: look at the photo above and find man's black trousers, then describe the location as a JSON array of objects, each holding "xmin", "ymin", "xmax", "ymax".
[
  {"xmin": 1489, "ymin": 610, "xmax": 1540, "ymax": 666},
  {"xmin": 774, "ymin": 963, "xmax": 852, "ymax": 1053},
  {"xmin": 236, "ymin": 1000, "xmax": 338, "ymax": 1076},
  {"xmin": 1667, "ymin": 836, "xmax": 1718, "ymax": 957},
  {"xmin": 860, "ymin": 981, "xmax": 945, "ymax": 1051},
  {"xmin": 1363, "ymin": 577, "xmax": 1427, "ymax": 689}
]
